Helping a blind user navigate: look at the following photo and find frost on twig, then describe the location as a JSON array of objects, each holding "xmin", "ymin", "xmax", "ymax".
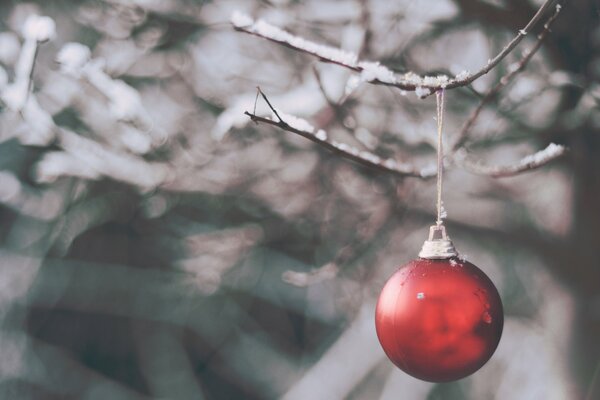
[
  {"xmin": 244, "ymin": 89, "xmax": 432, "ymax": 179},
  {"xmin": 232, "ymin": 0, "xmax": 557, "ymax": 94},
  {"xmin": 457, "ymin": 143, "xmax": 566, "ymax": 177}
]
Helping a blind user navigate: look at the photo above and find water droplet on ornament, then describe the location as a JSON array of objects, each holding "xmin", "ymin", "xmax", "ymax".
[
  {"xmin": 482, "ymin": 311, "xmax": 492, "ymax": 324},
  {"xmin": 417, "ymin": 292, "xmax": 425, "ymax": 300}
]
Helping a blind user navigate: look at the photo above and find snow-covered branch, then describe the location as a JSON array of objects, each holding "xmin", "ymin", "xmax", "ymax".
[
  {"xmin": 457, "ymin": 143, "xmax": 566, "ymax": 177},
  {"xmin": 0, "ymin": 15, "xmax": 55, "ymax": 112},
  {"xmin": 57, "ymin": 43, "xmax": 152, "ymax": 124},
  {"xmin": 245, "ymin": 111, "xmax": 432, "ymax": 178},
  {"xmin": 232, "ymin": 0, "xmax": 558, "ymax": 95},
  {"xmin": 244, "ymin": 89, "xmax": 433, "ymax": 178},
  {"xmin": 51, "ymin": 128, "xmax": 171, "ymax": 190}
]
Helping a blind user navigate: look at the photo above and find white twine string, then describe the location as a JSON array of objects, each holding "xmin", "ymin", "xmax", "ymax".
[{"xmin": 435, "ymin": 90, "xmax": 445, "ymax": 226}]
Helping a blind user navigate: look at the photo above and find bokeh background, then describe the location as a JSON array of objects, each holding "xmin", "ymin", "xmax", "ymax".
[{"xmin": 0, "ymin": 0, "xmax": 599, "ymax": 399}]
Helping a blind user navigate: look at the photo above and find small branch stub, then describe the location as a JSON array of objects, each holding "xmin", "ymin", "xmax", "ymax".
[{"xmin": 418, "ymin": 224, "xmax": 458, "ymax": 259}]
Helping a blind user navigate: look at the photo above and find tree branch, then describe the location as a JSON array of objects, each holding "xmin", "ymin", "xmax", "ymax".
[
  {"xmin": 244, "ymin": 89, "xmax": 433, "ymax": 178},
  {"xmin": 231, "ymin": 0, "xmax": 558, "ymax": 94},
  {"xmin": 1, "ymin": 15, "xmax": 56, "ymax": 112},
  {"xmin": 453, "ymin": 1, "xmax": 563, "ymax": 150},
  {"xmin": 245, "ymin": 112, "xmax": 433, "ymax": 178},
  {"xmin": 455, "ymin": 143, "xmax": 566, "ymax": 177}
]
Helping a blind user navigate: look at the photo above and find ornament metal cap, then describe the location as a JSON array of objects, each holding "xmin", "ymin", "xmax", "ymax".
[{"xmin": 418, "ymin": 224, "xmax": 458, "ymax": 259}]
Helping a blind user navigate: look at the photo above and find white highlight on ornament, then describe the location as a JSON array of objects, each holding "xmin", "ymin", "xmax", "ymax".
[
  {"xmin": 230, "ymin": 11, "xmax": 254, "ymax": 27},
  {"xmin": 315, "ymin": 129, "xmax": 327, "ymax": 141},
  {"xmin": 358, "ymin": 61, "xmax": 397, "ymax": 84}
]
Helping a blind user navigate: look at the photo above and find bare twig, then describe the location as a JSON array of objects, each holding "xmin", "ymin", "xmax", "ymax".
[
  {"xmin": 455, "ymin": 143, "xmax": 566, "ymax": 177},
  {"xmin": 231, "ymin": 0, "xmax": 557, "ymax": 94},
  {"xmin": 453, "ymin": 2, "xmax": 563, "ymax": 151},
  {"xmin": 257, "ymin": 87, "xmax": 283, "ymax": 122}
]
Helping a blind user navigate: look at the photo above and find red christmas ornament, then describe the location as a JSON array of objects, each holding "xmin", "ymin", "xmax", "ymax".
[{"xmin": 375, "ymin": 225, "xmax": 503, "ymax": 382}]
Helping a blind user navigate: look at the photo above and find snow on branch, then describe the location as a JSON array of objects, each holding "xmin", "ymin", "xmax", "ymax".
[
  {"xmin": 53, "ymin": 128, "xmax": 171, "ymax": 190},
  {"xmin": 245, "ymin": 89, "xmax": 434, "ymax": 179},
  {"xmin": 231, "ymin": 0, "xmax": 558, "ymax": 95},
  {"xmin": 1, "ymin": 14, "xmax": 55, "ymax": 112},
  {"xmin": 457, "ymin": 143, "xmax": 566, "ymax": 177}
]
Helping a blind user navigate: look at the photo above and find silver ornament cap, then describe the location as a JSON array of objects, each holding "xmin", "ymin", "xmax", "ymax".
[{"xmin": 418, "ymin": 224, "xmax": 458, "ymax": 259}]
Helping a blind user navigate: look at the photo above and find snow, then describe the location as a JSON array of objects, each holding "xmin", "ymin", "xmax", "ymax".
[
  {"xmin": 455, "ymin": 70, "xmax": 471, "ymax": 81},
  {"xmin": 56, "ymin": 43, "xmax": 91, "ymax": 76},
  {"xmin": 332, "ymin": 141, "xmax": 359, "ymax": 156},
  {"xmin": 358, "ymin": 61, "xmax": 396, "ymax": 84},
  {"xmin": 273, "ymin": 109, "xmax": 316, "ymax": 133},
  {"xmin": 107, "ymin": 80, "xmax": 144, "ymax": 121},
  {"xmin": 420, "ymin": 163, "xmax": 437, "ymax": 178},
  {"xmin": 358, "ymin": 151, "xmax": 381, "ymax": 164},
  {"xmin": 519, "ymin": 29, "xmax": 528, "ymax": 36},
  {"xmin": 315, "ymin": 129, "xmax": 327, "ymax": 141},
  {"xmin": 383, "ymin": 159, "xmax": 398, "ymax": 169},
  {"xmin": 519, "ymin": 143, "xmax": 566, "ymax": 166},
  {"xmin": 22, "ymin": 15, "xmax": 56, "ymax": 42},
  {"xmin": 231, "ymin": 12, "xmax": 359, "ymax": 67},
  {"xmin": 415, "ymin": 86, "xmax": 432, "ymax": 98},
  {"xmin": 230, "ymin": 11, "xmax": 253, "ymax": 27}
]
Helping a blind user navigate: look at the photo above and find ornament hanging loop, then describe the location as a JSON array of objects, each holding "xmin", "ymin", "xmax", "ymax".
[
  {"xmin": 419, "ymin": 224, "xmax": 458, "ymax": 259},
  {"xmin": 420, "ymin": 89, "xmax": 458, "ymax": 259}
]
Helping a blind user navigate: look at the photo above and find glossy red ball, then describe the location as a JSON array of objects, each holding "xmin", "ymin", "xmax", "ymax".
[{"xmin": 375, "ymin": 257, "xmax": 503, "ymax": 382}]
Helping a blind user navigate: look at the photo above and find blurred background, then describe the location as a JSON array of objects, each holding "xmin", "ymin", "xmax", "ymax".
[{"xmin": 0, "ymin": 0, "xmax": 599, "ymax": 399}]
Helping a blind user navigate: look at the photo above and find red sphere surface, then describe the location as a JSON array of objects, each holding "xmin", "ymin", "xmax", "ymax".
[{"xmin": 375, "ymin": 257, "xmax": 503, "ymax": 382}]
